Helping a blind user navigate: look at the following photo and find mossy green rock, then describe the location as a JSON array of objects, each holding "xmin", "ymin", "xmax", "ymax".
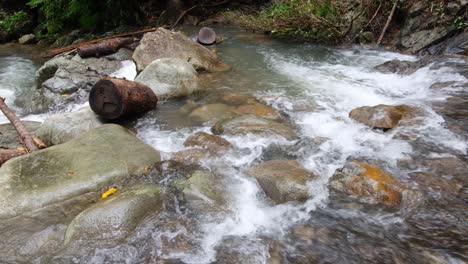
[
  {"xmin": 175, "ymin": 170, "xmax": 224, "ymax": 205},
  {"xmin": 212, "ymin": 114, "xmax": 297, "ymax": 140},
  {"xmin": 0, "ymin": 124, "xmax": 160, "ymax": 219},
  {"xmin": 64, "ymin": 184, "xmax": 162, "ymax": 244},
  {"xmin": 0, "ymin": 121, "xmax": 41, "ymax": 149},
  {"xmin": 35, "ymin": 107, "xmax": 105, "ymax": 146}
]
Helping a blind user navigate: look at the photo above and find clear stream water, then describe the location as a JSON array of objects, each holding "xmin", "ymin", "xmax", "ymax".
[{"xmin": 0, "ymin": 28, "xmax": 467, "ymax": 263}]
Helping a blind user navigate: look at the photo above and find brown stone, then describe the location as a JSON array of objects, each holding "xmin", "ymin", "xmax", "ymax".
[
  {"xmin": 233, "ymin": 104, "xmax": 282, "ymax": 120},
  {"xmin": 349, "ymin": 104, "xmax": 421, "ymax": 130},
  {"xmin": 171, "ymin": 149, "xmax": 209, "ymax": 165},
  {"xmin": 184, "ymin": 132, "xmax": 232, "ymax": 153}
]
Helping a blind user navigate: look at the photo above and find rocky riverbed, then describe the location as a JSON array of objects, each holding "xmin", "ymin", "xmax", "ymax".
[{"xmin": 0, "ymin": 26, "xmax": 467, "ymax": 263}]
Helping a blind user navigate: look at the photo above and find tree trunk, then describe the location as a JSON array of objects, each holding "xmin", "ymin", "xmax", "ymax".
[
  {"xmin": 0, "ymin": 149, "xmax": 27, "ymax": 166},
  {"xmin": 77, "ymin": 37, "xmax": 135, "ymax": 58},
  {"xmin": 89, "ymin": 78, "xmax": 158, "ymax": 120},
  {"xmin": 0, "ymin": 97, "xmax": 38, "ymax": 152},
  {"xmin": 377, "ymin": 0, "xmax": 398, "ymax": 46}
]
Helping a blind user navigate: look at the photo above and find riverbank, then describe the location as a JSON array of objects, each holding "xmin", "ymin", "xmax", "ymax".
[{"xmin": 0, "ymin": 25, "xmax": 467, "ymax": 263}]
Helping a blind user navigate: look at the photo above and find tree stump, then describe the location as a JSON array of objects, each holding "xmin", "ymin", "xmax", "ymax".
[
  {"xmin": 77, "ymin": 37, "xmax": 135, "ymax": 58},
  {"xmin": 89, "ymin": 78, "xmax": 158, "ymax": 120}
]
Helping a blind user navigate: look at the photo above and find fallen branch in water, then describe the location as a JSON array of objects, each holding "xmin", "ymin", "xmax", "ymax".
[
  {"xmin": 0, "ymin": 97, "xmax": 38, "ymax": 152},
  {"xmin": 45, "ymin": 27, "xmax": 160, "ymax": 57},
  {"xmin": 377, "ymin": 0, "xmax": 398, "ymax": 46}
]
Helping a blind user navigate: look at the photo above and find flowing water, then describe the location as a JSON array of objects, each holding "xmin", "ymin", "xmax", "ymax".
[{"xmin": 0, "ymin": 28, "xmax": 467, "ymax": 263}]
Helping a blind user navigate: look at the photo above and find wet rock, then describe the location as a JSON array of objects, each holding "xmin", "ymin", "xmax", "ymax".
[
  {"xmin": 174, "ymin": 170, "xmax": 225, "ymax": 205},
  {"xmin": 18, "ymin": 34, "xmax": 36, "ymax": 45},
  {"xmin": 349, "ymin": 104, "xmax": 422, "ymax": 130},
  {"xmin": 19, "ymin": 53, "xmax": 134, "ymax": 113},
  {"xmin": 188, "ymin": 103, "xmax": 234, "ymax": 122},
  {"xmin": 232, "ymin": 103, "xmax": 282, "ymax": 120},
  {"xmin": 291, "ymin": 224, "xmax": 331, "ymax": 244},
  {"xmin": 246, "ymin": 160, "xmax": 315, "ymax": 204},
  {"xmin": 425, "ymin": 32, "xmax": 468, "ymax": 56},
  {"xmin": 171, "ymin": 149, "xmax": 209, "ymax": 165},
  {"xmin": 0, "ymin": 124, "xmax": 160, "ymax": 219},
  {"xmin": 183, "ymin": 132, "xmax": 232, "ymax": 153},
  {"xmin": 221, "ymin": 93, "xmax": 257, "ymax": 106},
  {"xmin": 64, "ymin": 184, "xmax": 162, "ymax": 244},
  {"xmin": 215, "ymin": 236, "xmax": 279, "ymax": 264},
  {"xmin": 0, "ymin": 121, "xmax": 41, "ymax": 149},
  {"xmin": 135, "ymin": 58, "xmax": 201, "ymax": 100},
  {"xmin": 132, "ymin": 27, "xmax": 230, "ymax": 72},
  {"xmin": 374, "ymin": 59, "xmax": 421, "ymax": 75},
  {"xmin": 261, "ymin": 137, "xmax": 328, "ymax": 161},
  {"xmin": 329, "ymin": 162, "xmax": 408, "ymax": 206},
  {"xmin": 212, "ymin": 114, "xmax": 297, "ymax": 141},
  {"xmin": 400, "ymin": 27, "xmax": 449, "ymax": 53},
  {"xmin": 35, "ymin": 107, "xmax": 105, "ymax": 146}
]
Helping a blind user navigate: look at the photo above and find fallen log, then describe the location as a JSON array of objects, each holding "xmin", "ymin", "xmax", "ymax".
[
  {"xmin": 0, "ymin": 97, "xmax": 38, "ymax": 152},
  {"xmin": 89, "ymin": 78, "xmax": 158, "ymax": 120},
  {"xmin": 77, "ymin": 37, "xmax": 135, "ymax": 58},
  {"xmin": 0, "ymin": 149, "xmax": 27, "ymax": 166}
]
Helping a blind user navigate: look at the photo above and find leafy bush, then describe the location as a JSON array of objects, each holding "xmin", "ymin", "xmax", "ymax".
[
  {"xmin": 234, "ymin": 0, "xmax": 345, "ymax": 43},
  {"xmin": 0, "ymin": 11, "xmax": 28, "ymax": 33},
  {"xmin": 27, "ymin": 0, "xmax": 139, "ymax": 34}
]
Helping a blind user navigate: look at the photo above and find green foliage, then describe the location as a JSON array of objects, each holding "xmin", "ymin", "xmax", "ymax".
[
  {"xmin": 27, "ymin": 0, "xmax": 139, "ymax": 35},
  {"xmin": 234, "ymin": 0, "xmax": 344, "ymax": 43},
  {"xmin": 0, "ymin": 11, "xmax": 28, "ymax": 33},
  {"xmin": 453, "ymin": 15, "xmax": 468, "ymax": 30}
]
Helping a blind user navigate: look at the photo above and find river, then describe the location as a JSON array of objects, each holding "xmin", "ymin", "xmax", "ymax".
[{"xmin": 0, "ymin": 28, "xmax": 467, "ymax": 263}]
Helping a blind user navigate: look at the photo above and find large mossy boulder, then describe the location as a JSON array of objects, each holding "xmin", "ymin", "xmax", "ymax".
[
  {"xmin": 212, "ymin": 114, "xmax": 297, "ymax": 140},
  {"xmin": 349, "ymin": 104, "xmax": 422, "ymax": 130},
  {"xmin": 246, "ymin": 160, "xmax": 315, "ymax": 204},
  {"xmin": 132, "ymin": 27, "xmax": 230, "ymax": 72},
  {"xmin": 64, "ymin": 184, "xmax": 162, "ymax": 244},
  {"xmin": 135, "ymin": 58, "xmax": 201, "ymax": 100},
  {"xmin": 35, "ymin": 107, "xmax": 105, "ymax": 146},
  {"xmin": 0, "ymin": 121, "xmax": 41, "ymax": 149},
  {"xmin": 0, "ymin": 124, "xmax": 160, "ymax": 219}
]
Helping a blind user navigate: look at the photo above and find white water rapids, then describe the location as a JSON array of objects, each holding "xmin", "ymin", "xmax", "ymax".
[{"xmin": 0, "ymin": 34, "xmax": 467, "ymax": 263}]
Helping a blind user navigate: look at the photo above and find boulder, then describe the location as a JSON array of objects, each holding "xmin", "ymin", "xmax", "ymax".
[
  {"xmin": 0, "ymin": 121, "xmax": 41, "ymax": 149},
  {"xmin": 184, "ymin": 132, "xmax": 232, "ymax": 153},
  {"xmin": 349, "ymin": 104, "xmax": 421, "ymax": 130},
  {"xmin": 135, "ymin": 58, "xmax": 200, "ymax": 99},
  {"xmin": 17, "ymin": 53, "xmax": 136, "ymax": 113},
  {"xmin": 35, "ymin": 107, "xmax": 105, "ymax": 146},
  {"xmin": 0, "ymin": 124, "xmax": 160, "ymax": 219},
  {"xmin": 189, "ymin": 103, "xmax": 235, "ymax": 122},
  {"xmin": 374, "ymin": 59, "xmax": 421, "ymax": 75},
  {"xmin": 400, "ymin": 27, "xmax": 449, "ymax": 53},
  {"xmin": 174, "ymin": 170, "xmax": 225, "ymax": 205},
  {"xmin": 221, "ymin": 93, "xmax": 258, "ymax": 106},
  {"xmin": 425, "ymin": 32, "xmax": 468, "ymax": 56},
  {"xmin": 232, "ymin": 104, "xmax": 282, "ymax": 120},
  {"xmin": 246, "ymin": 160, "xmax": 315, "ymax": 204},
  {"xmin": 18, "ymin": 34, "xmax": 36, "ymax": 45},
  {"xmin": 64, "ymin": 184, "xmax": 162, "ymax": 244},
  {"xmin": 212, "ymin": 114, "xmax": 297, "ymax": 141},
  {"xmin": 329, "ymin": 162, "xmax": 409, "ymax": 206},
  {"xmin": 171, "ymin": 149, "xmax": 209, "ymax": 165},
  {"xmin": 132, "ymin": 27, "xmax": 230, "ymax": 72}
]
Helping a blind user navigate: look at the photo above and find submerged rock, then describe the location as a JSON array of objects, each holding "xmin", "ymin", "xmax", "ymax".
[
  {"xmin": 64, "ymin": 184, "xmax": 162, "ymax": 244},
  {"xmin": 132, "ymin": 27, "xmax": 230, "ymax": 72},
  {"xmin": 246, "ymin": 160, "xmax": 315, "ymax": 204},
  {"xmin": 349, "ymin": 104, "xmax": 422, "ymax": 130},
  {"xmin": 232, "ymin": 103, "xmax": 282, "ymax": 121},
  {"xmin": 171, "ymin": 149, "xmax": 209, "ymax": 165},
  {"xmin": 135, "ymin": 58, "xmax": 201, "ymax": 99},
  {"xmin": 374, "ymin": 59, "xmax": 422, "ymax": 75},
  {"xmin": 212, "ymin": 114, "xmax": 297, "ymax": 140},
  {"xmin": 329, "ymin": 162, "xmax": 413, "ymax": 206},
  {"xmin": 0, "ymin": 121, "xmax": 41, "ymax": 149},
  {"xmin": 175, "ymin": 170, "xmax": 225, "ymax": 205},
  {"xmin": 184, "ymin": 132, "xmax": 232, "ymax": 153},
  {"xmin": 35, "ymin": 107, "xmax": 104, "ymax": 146},
  {"xmin": 189, "ymin": 103, "xmax": 234, "ymax": 122},
  {"xmin": 221, "ymin": 93, "xmax": 258, "ymax": 106},
  {"xmin": 0, "ymin": 124, "xmax": 160, "ymax": 219}
]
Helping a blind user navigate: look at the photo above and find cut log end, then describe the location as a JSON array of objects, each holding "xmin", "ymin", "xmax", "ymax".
[
  {"xmin": 89, "ymin": 78, "xmax": 158, "ymax": 120},
  {"xmin": 89, "ymin": 79, "xmax": 124, "ymax": 119}
]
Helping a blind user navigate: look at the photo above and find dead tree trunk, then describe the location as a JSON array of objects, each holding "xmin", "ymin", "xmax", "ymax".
[
  {"xmin": 377, "ymin": 0, "xmax": 398, "ymax": 46},
  {"xmin": 89, "ymin": 78, "xmax": 158, "ymax": 120},
  {"xmin": 77, "ymin": 37, "xmax": 135, "ymax": 58},
  {"xmin": 0, "ymin": 97, "xmax": 38, "ymax": 152},
  {"xmin": 0, "ymin": 149, "xmax": 27, "ymax": 166}
]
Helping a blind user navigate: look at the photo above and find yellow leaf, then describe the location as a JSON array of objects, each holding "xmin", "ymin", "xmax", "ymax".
[
  {"xmin": 101, "ymin": 187, "xmax": 117, "ymax": 199},
  {"xmin": 16, "ymin": 147, "xmax": 26, "ymax": 151},
  {"xmin": 61, "ymin": 94, "xmax": 69, "ymax": 97}
]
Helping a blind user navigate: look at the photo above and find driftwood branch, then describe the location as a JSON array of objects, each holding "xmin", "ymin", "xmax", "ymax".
[
  {"xmin": 77, "ymin": 37, "xmax": 135, "ymax": 58},
  {"xmin": 0, "ymin": 149, "xmax": 27, "ymax": 166},
  {"xmin": 377, "ymin": 0, "xmax": 398, "ymax": 46},
  {"xmin": 0, "ymin": 97, "xmax": 38, "ymax": 152},
  {"xmin": 46, "ymin": 27, "xmax": 160, "ymax": 57}
]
